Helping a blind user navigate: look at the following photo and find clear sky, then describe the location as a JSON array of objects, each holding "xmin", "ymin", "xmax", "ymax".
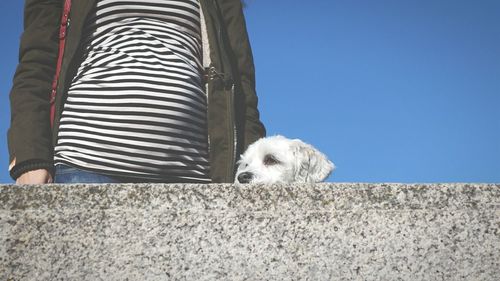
[{"xmin": 1, "ymin": 0, "xmax": 499, "ymax": 183}]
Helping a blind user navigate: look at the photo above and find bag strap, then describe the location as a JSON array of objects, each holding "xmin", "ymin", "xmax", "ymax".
[{"xmin": 50, "ymin": 0, "xmax": 72, "ymax": 129}]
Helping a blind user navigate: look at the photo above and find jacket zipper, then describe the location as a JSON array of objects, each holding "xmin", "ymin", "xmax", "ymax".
[
  {"xmin": 212, "ymin": 0, "xmax": 238, "ymax": 182},
  {"xmin": 208, "ymin": 65, "xmax": 238, "ymax": 181},
  {"xmin": 205, "ymin": 73, "xmax": 211, "ymax": 159},
  {"xmin": 50, "ymin": 0, "xmax": 72, "ymax": 129},
  {"xmin": 229, "ymin": 83, "xmax": 238, "ymax": 181}
]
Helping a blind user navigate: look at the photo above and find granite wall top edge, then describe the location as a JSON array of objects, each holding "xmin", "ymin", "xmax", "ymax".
[{"xmin": 1, "ymin": 183, "xmax": 499, "ymax": 211}]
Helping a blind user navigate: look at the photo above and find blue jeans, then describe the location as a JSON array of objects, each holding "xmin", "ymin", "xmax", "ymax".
[{"xmin": 54, "ymin": 164, "xmax": 141, "ymax": 183}]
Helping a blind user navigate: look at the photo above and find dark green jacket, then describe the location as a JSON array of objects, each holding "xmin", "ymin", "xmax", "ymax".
[{"xmin": 8, "ymin": 0, "xmax": 265, "ymax": 182}]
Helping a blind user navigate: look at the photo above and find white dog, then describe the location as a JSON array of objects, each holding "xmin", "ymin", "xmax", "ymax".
[{"xmin": 235, "ymin": 135, "xmax": 335, "ymax": 184}]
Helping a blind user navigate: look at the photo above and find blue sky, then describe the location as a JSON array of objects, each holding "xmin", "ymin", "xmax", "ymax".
[{"xmin": 1, "ymin": 0, "xmax": 499, "ymax": 183}]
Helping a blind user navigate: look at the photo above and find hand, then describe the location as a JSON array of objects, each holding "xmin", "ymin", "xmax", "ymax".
[{"xmin": 16, "ymin": 169, "xmax": 53, "ymax": 184}]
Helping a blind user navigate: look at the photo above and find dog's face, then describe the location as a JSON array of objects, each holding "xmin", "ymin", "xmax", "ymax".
[{"xmin": 235, "ymin": 136, "xmax": 335, "ymax": 184}]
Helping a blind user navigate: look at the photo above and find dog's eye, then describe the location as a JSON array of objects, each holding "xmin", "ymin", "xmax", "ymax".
[{"xmin": 263, "ymin": 154, "xmax": 280, "ymax": 166}]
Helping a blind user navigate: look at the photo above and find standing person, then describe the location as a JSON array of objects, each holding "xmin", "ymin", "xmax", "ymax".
[{"xmin": 8, "ymin": 0, "xmax": 265, "ymax": 184}]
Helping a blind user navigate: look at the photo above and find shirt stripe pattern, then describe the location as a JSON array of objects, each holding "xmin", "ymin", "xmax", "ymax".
[{"xmin": 54, "ymin": 0, "xmax": 211, "ymax": 183}]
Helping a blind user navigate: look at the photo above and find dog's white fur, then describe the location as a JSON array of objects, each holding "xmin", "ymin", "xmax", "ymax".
[{"xmin": 235, "ymin": 135, "xmax": 335, "ymax": 184}]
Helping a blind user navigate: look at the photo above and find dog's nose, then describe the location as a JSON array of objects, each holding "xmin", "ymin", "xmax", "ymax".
[{"xmin": 237, "ymin": 172, "xmax": 253, "ymax": 183}]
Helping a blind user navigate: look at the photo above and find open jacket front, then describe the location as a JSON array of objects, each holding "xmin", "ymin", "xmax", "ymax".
[{"xmin": 8, "ymin": 0, "xmax": 265, "ymax": 182}]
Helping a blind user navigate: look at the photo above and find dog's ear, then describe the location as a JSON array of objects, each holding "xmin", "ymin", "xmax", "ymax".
[{"xmin": 292, "ymin": 140, "xmax": 335, "ymax": 183}]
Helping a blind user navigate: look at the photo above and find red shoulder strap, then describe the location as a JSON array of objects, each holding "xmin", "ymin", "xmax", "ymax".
[{"xmin": 50, "ymin": 0, "xmax": 72, "ymax": 129}]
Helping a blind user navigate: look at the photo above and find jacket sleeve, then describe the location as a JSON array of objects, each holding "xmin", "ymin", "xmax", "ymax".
[
  {"xmin": 218, "ymin": 0, "xmax": 266, "ymax": 149},
  {"xmin": 7, "ymin": 0, "xmax": 62, "ymax": 179}
]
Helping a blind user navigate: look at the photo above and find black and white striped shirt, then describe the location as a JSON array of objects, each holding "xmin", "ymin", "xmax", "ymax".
[{"xmin": 54, "ymin": 0, "xmax": 211, "ymax": 182}]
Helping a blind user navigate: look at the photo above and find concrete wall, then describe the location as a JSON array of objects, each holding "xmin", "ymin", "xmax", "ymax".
[{"xmin": 1, "ymin": 183, "xmax": 499, "ymax": 280}]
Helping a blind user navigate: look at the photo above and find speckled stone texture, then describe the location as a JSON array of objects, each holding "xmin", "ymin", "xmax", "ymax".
[{"xmin": 1, "ymin": 183, "xmax": 499, "ymax": 280}]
